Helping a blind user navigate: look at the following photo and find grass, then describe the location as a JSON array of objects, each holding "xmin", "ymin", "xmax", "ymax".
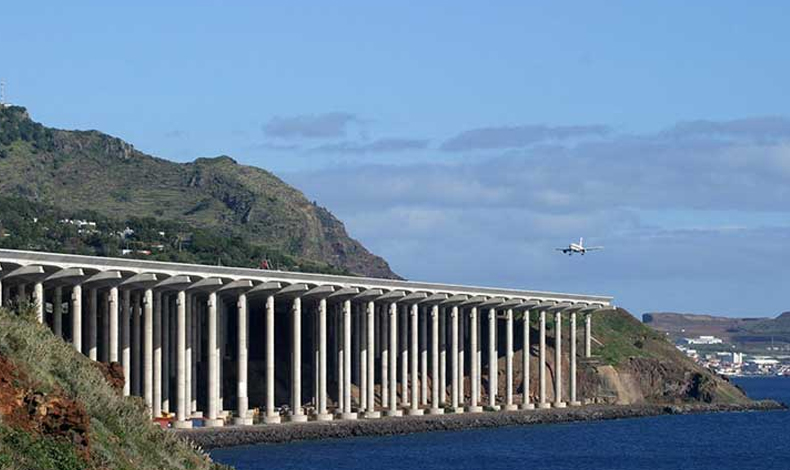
[
  {"xmin": 590, "ymin": 308, "xmax": 670, "ymax": 366},
  {"xmin": 0, "ymin": 305, "xmax": 231, "ymax": 470}
]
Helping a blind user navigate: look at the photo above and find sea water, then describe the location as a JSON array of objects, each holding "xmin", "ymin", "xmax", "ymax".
[{"xmin": 211, "ymin": 377, "xmax": 790, "ymax": 470}]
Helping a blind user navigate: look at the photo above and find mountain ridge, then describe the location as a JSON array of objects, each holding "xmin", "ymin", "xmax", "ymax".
[{"xmin": 0, "ymin": 105, "xmax": 398, "ymax": 278}]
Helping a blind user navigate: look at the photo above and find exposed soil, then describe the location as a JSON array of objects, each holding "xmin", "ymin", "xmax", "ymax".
[
  {"xmin": 95, "ymin": 361, "xmax": 126, "ymax": 393},
  {"xmin": 0, "ymin": 354, "xmax": 91, "ymax": 461}
]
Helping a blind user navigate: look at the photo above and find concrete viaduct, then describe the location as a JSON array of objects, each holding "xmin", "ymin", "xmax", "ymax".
[{"xmin": 0, "ymin": 249, "xmax": 613, "ymax": 428}]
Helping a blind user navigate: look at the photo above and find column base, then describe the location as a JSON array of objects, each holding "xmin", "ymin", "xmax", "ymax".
[
  {"xmin": 289, "ymin": 413, "xmax": 308, "ymax": 423},
  {"xmin": 427, "ymin": 408, "xmax": 444, "ymax": 415},
  {"xmin": 452, "ymin": 407, "xmax": 465, "ymax": 414},
  {"xmin": 232, "ymin": 417, "xmax": 254, "ymax": 426},
  {"xmin": 538, "ymin": 402, "xmax": 552, "ymax": 409},
  {"xmin": 583, "ymin": 399, "xmax": 595, "ymax": 405},
  {"xmin": 220, "ymin": 410, "xmax": 231, "ymax": 419},
  {"xmin": 553, "ymin": 402, "xmax": 567, "ymax": 409},
  {"xmin": 341, "ymin": 412, "xmax": 358, "ymax": 420},
  {"xmin": 466, "ymin": 405, "xmax": 484, "ymax": 413},
  {"xmin": 569, "ymin": 401, "xmax": 582, "ymax": 407},
  {"xmin": 503, "ymin": 404, "xmax": 518, "ymax": 411},
  {"xmin": 384, "ymin": 409, "xmax": 403, "ymax": 417},
  {"xmin": 406, "ymin": 408, "xmax": 424, "ymax": 416},
  {"xmin": 520, "ymin": 403, "xmax": 535, "ymax": 410},
  {"xmin": 173, "ymin": 420, "xmax": 193, "ymax": 429},
  {"xmin": 190, "ymin": 411, "xmax": 203, "ymax": 418},
  {"xmin": 263, "ymin": 415, "xmax": 281, "ymax": 424},
  {"xmin": 362, "ymin": 410, "xmax": 381, "ymax": 419},
  {"xmin": 487, "ymin": 404, "xmax": 501, "ymax": 411},
  {"xmin": 314, "ymin": 413, "xmax": 334, "ymax": 421},
  {"xmin": 204, "ymin": 418, "xmax": 224, "ymax": 428}
]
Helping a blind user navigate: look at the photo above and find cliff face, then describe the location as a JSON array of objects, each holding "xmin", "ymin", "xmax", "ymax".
[{"xmin": 0, "ymin": 106, "xmax": 397, "ymax": 278}]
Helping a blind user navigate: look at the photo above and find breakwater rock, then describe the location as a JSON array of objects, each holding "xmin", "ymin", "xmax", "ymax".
[{"xmin": 175, "ymin": 400, "xmax": 785, "ymax": 450}]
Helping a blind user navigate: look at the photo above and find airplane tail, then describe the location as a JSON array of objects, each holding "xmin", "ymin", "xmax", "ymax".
[{"xmin": 579, "ymin": 237, "xmax": 584, "ymax": 247}]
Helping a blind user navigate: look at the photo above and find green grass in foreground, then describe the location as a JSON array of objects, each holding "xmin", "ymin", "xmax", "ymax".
[{"xmin": 0, "ymin": 305, "xmax": 230, "ymax": 470}]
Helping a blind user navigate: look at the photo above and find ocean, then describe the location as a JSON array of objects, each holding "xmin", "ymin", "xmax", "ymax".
[{"xmin": 210, "ymin": 377, "xmax": 790, "ymax": 470}]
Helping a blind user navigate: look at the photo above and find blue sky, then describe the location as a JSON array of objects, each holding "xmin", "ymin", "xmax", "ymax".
[{"xmin": 4, "ymin": 1, "xmax": 790, "ymax": 317}]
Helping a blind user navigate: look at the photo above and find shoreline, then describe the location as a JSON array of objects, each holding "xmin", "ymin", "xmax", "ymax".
[{"xmin": 175, "ymin": 400, "xmax": 785, "ymax": 450}]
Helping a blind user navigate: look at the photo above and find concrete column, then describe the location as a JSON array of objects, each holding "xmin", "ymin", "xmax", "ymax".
[
  {"xmin": 428, "ymin": 305, "xmax": 443, "ymax": 414},
  {"xmin": 193, "ymin": 297, "xmax": 202, "ymax": 416},
  {"xmin": 380, "ymin": 306, "xmax": 388, "ymax": 407},
  {"xmin": 487, "ymin": 308, "xmax": 498, "ymax": 409},
  {"xmin": 315, "ymin": 298, "xmax": 331, "ymax": 421},
  {"xmin": 359, "ymin": 304, "xmax": 367, "ymax": 413},
  {"xmin": 458, "ymin": 309, "xmax": 464, "ymax": 405},
  {"xmin": 264, "ymin": 295, "xmax": 280, "ymax": 424},
  {"xmin": 554, "ymin": 311, "xmax": 565, "ymax": 408},
  {"xmin": 33, "ymin": 282, "xmax": 44, "ymax": 324},
  {"xmin": 364, "ymin": 301, "xmax": 379, "ymax": 418},
  {"xmin": 18, "ymin": 283, "xmax": 26, "ymax": 303},
  {"xmin": 400, "ymin": 305, "xmax": 408, "ymax": 407},
  {"xmin": 570, "ymin": 311, "xmax": 581, "ymax": 406},
  {"xmin": 233, "ymin": 293, "xmax": 252, "ymax": 425},
  {"xmin": 162, "ymin": 294, "xmax": 170, "ymax": 413},
  {"xmin": 89, "ymin": 288, "xmax": 98, "ymax": 361},
  {"xmin": 504, "ymin": 308, "xmax": 516, "ymax": 410},
  {"xmin": 0, "ymin": 280, "xmax": 3, "ymax": 307},
  {"xmin": 121, "ymin": 289, "xmax": 130, "ymax": 396},
  {"xmin": 185, "ymin": 295, "xmax": 193, "ymax": 416},
  {"xmin": 467, "ymin": 307, "xmax": 482, "ymax": 412},
  {"xmin": 354, "ymin": 304, "xmax": 361, "ymax": 387},
  {"xmin": 585, "ymin": 313, "xmax": 592, "ymax": 358},
  {"xmin": 521, "ymin": 310, "xmax": 534, "ymax": 410},
  {"xmin": 450, "ymin": 305, "xmax": 461, "ymax": 413},
  {"xmin": 290, "ymin": 297, "xmax": 307, "ymax": 422},
  {"xmin": 407, "ymin": 303, "xmax": 422, "ymax": 415},
  {"xmin": 342, "ymin": 300, "xmax": 355, "ymax": 418},
  {"xmin": 109, "ymin": 287, "xmax": 119, "ymax": 363},
  {"xmin": 143, "ymin": 288, "xmax": 154, "ymax": 415},
  {"xmin": 132, "ymin": 292, "xmax": 141, "ymax": 396},
  {"xmin": 385, "ymin": 302, "xmax": 400, "ymax": 416},
  {"xmin": 205, "ymin": 292, "xmax": 222, "ymax": 427},
  {"xmin": 539, "ymin": 310, "xmax": 549, "ymax": 408},
  {"xmin": 336, "ymin": 306, "xmax": 344, "ymax": 414},
  {"xmin": 53, "ymin": 287, "xmax": 63, "ymax": 338},
  {"xmin": 439, "ymin": 307, "xmax": 446, "ymax": 405},
  {"xmin": 153, "ymin": 291, "xmax": 162, "ymax": 418},
  {"xmin": 420, "ymin": 305, "xmax": 428, "ymax": 406},
  {"xmin": 71, "ymin": 285, "xmax": 83, "ymax": 353},
  {"xmin": 101, "ymin": 292, "xmax": 110, "ymax": 363},
  {"xmin": 173, "ymin": 290, "xmax": 191, "ymax": 428}
]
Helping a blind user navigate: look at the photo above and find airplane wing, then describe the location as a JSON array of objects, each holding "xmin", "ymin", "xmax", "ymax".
[
  {"xmin": 585, "ymin": 246, "xmax": 604, "ymax": 251},
  {"xmin": 555, "ymin": 248, "xmax": 567, "ymax": 251}
]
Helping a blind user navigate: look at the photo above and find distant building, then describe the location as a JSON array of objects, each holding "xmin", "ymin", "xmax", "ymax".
[{"xmin": 684, "ymin": 335, "xmax": 723, "ymax": 345}]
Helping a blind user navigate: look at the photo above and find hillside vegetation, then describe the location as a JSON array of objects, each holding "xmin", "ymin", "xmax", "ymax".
[
  {"xmin": 0, "ymin": 304, "xmax": 228, "ymax": 470},
  {"xmin": 0, "ymin": 105, "xmax": 396, "ymax": 278}
]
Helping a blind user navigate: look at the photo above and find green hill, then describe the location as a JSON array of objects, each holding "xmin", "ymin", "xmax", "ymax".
[
  {"xmin": 0, "ymin": 105, "xmax": 397, "ymax": 278},
  {"xmin": 0, "ymin": 304, "xmax": 228, "ymax": 470}
]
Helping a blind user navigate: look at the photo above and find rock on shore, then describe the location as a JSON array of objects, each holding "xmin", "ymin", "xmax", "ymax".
[{"xmin": 175, "ymin": 400, "xmax": 784, "ymax": 450}]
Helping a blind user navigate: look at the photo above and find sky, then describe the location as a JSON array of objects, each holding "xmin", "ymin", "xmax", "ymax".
[{"xmin": 3, "ymin": 1, "xmax": 790, "ymax": 317}]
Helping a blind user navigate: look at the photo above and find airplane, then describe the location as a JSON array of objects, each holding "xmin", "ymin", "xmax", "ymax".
[{"xmin": 556, "ymin": 237, "xmax": 604, "ymax": 256}]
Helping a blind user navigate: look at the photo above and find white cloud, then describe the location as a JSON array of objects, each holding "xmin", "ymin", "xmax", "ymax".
[{"xmin": 281, "ymin": 116, "xmax": 790, "ymax": 316}]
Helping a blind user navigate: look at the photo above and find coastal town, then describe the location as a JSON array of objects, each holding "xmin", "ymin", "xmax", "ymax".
[{"xmin": 676, "ymin": 335, "xmax": 790, "ymax": 377}]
